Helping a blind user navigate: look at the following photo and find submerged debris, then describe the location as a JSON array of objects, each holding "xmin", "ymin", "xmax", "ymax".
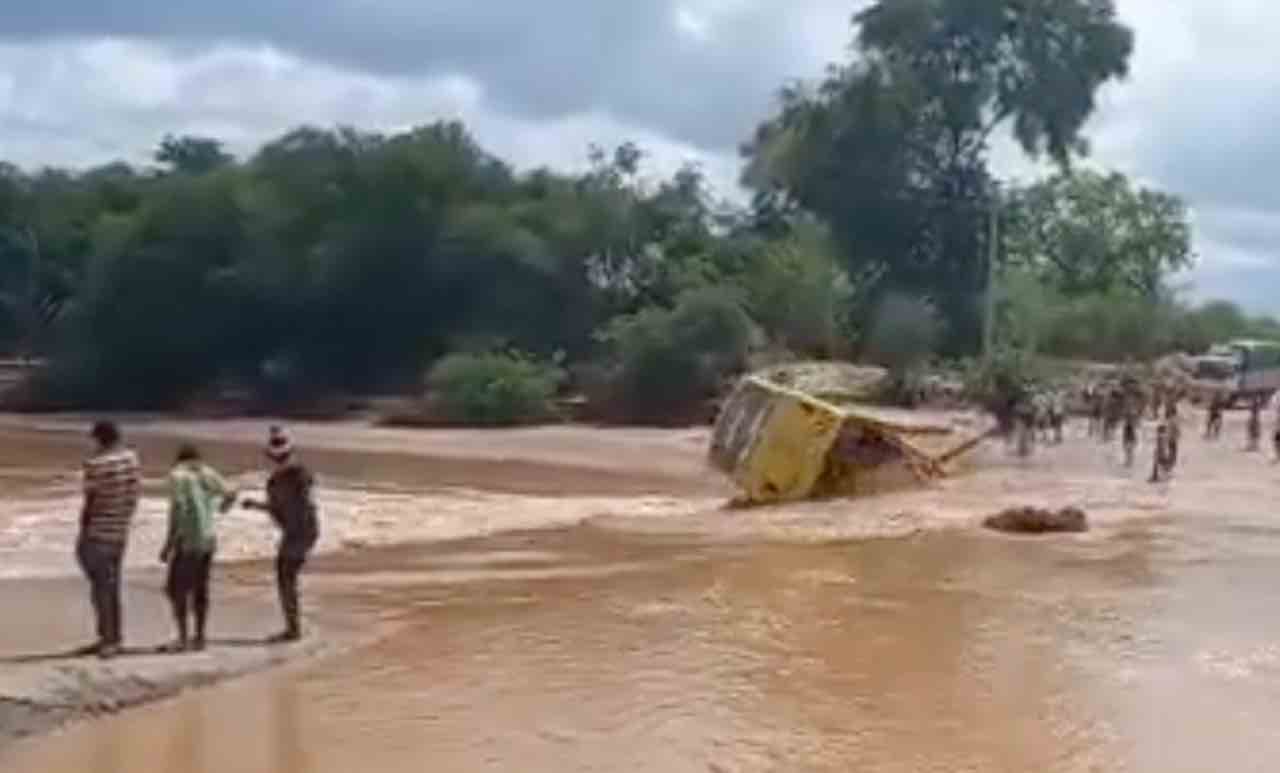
[{"xmin": 983, "ymin": 506, "xmax": 1089, "ymax": 535}]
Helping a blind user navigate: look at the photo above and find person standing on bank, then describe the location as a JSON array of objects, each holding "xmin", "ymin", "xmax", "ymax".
[
  {"xmin": 244, "ymin": 427, "xmax": 319, "ymax": 642},
  {"xmin": 78, "ymin": 421, "xmax": 141, "ymax": 659},
  {"xmin": 160, "ymin": 444, "xmax": 236, "ymax": 653}
]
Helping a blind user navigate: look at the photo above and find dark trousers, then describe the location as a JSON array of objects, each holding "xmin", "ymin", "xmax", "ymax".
[
  {"xmin": 166, "ymin": 550, "xmax": 214, "ymax": 640},
  {"xmin": 76, "ymin": 537, "xmax": 124, "ymax": 645},
  {"xmin": 276, "ymin": 551, "xmax": 309, "ymax": 634}
]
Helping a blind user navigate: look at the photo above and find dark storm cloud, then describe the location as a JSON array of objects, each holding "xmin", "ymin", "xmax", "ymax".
[{"xmin": 3, "ymin": 0, "xmax": 854, "ymax": 150}]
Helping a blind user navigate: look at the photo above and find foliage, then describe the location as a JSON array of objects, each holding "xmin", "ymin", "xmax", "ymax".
[
  {"xmin": 592, "ymin": 287, "xmax": 753, "ymax": 424},
  {"xmin": 962, "ymin": 346, "xmax": 1045, "ymax": 416},
  {"xmin": 742, "ymin": 0, "xmax": 1133, "ymax": 353},
  {"xmin": 988, "ymin": 275, "xmax": 1280, "ymax": 363},
  {"xmin": 739, "ymin": 223, "xmax": 860, "ymax": 358},
  {"xmin": 859, "ymin": 292, "xmax": 943, "ymax": 406},
  {"xmin": 427, "ymin": 351, "xmax": 564, "ymax": 426},
  {"xmin": 0, "ymin": 125, "xmax": 736, "ymax": 408},
  {"xmin": 155, "ymin": 135, "xmax": 235, "ymax": 175},
  {"xmin": 1004, "ymin": 170, "xmax": 1194, "ymax": 297},
  {"xmin": 862, "ymin": 293, "xmax": 942, "ymax": 374},
  {"xmin": 0, "ymin": 108, "xmax": 1262, "ymax": 420}
]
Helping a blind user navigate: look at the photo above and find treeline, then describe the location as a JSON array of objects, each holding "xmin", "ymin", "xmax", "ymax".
[
  {"xmin": 0, "ymin": 0, "xmax": 1272, "ymax": 420},
  {"xmin": 0, "ymin": 128, "xmax": 850, "ymax": 417}
]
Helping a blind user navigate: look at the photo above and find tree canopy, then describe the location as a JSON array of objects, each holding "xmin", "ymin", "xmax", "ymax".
[
  {"xmin": 1004, "ymin": 170, "xmax": 1194, "ymax": 297},
  {"xmin": 742, "ymin": 0, "xmax": 1134, "ymax": 352}
]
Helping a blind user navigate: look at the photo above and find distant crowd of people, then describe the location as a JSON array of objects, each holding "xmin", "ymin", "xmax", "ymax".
[
  {"xmin": 999, "ymin": 376, "xmax": 1280, "ymax": 488},
  {"xmin": 1077, "ymin": 383, "xmax": 1280, "ymax": 483},
  {"xmin": 77, "ymin": 422, "xmax": 319, "ymax": 659}
]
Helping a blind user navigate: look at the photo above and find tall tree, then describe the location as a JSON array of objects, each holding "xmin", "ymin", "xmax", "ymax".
[
  {"xmin": 742, "ymin": 0, "xmax": 1133, "ymax": 353},
  {"xmin": 1003, "ymin": 170, "xmax": 1194, "ymax": 297},
  {"xmin": 155, "ymin": 134, "xmax": 234, "ymax": 175}
]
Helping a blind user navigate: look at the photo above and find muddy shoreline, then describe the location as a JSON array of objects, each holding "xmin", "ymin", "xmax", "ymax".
[{"xmin": 0, "ymin": 564, "xmax": 358, "ymax": 746}]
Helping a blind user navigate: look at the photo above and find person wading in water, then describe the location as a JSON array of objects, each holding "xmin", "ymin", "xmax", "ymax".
[
  {"xmin": 1247, "ymin": 398, "xmax": 1263, "ymax": 452},
  {"xmin": 160, "ymin": 444, "xmax": 236, "ymax": 652},
  {"xmin": 1164, "ymin": 402, "xmax": 1181, "ymax": 473},
  {"xmin": 1150, "ymin": 423, "xmax": 1175, "ymax": 483},
  {"xmin": 244, "ymin": 427, "xmax": 319, "ymax": 642},
  {"xmin": 1205, "ymin": 394, "xmax": 1224, "ymax": 440},
  {"xmin": 1122, "ymin": 410, "xmax": 1139, "ymax": 468}
]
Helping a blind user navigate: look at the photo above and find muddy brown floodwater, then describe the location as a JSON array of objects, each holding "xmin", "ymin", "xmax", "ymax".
[{"xmin": 6, "ymin": 412, "xmax": 1280, "ymax": 771}]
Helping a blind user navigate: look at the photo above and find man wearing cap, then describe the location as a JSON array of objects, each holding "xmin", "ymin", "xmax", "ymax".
[
  {"xmin": 78, "ymin": 421, "xmax": 141, "ymax": 659},
  {"xmin": 244, "ymin": 426, "xmax": 319, "ymax": 642}
]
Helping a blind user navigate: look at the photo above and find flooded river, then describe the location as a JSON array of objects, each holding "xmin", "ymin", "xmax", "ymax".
[{"xmin": 4, "ymin": 416, "xmax": 1280, "ymax": 771}]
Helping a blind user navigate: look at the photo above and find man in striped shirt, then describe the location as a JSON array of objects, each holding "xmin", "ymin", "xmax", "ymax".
[{"xmin": 77, "ymin": 421, "xmax": 141, "ymax": 659}]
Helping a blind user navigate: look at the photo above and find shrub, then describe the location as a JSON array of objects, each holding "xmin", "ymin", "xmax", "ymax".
[
  {"xmin": 592, "ymin": 288, "xmax": 753, "ymax": 424},
  {"xmin": 742, "ymin": 228, "xmax": 857, "ymax": 358},
  {"xmin": 427, "ymin": 351, "xmax": 564, "ymax": 426},
  {"xmin": 862, "ymin": 293, "xmax": 942, "ymax": 374},
  {"xmin": 961, "ymin": 346, "xmax": 1044, "ymax": 416},
  {"xmin": 860, "ymin": 293, "xmax": 942, "ymax": 406}
]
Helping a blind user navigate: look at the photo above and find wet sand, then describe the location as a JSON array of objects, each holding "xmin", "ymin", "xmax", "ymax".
[
  {"xmin": 4, "ymin": 411, "xmax": 1280, "ymax": 770},
  {"xmin": 0, "ymin": 568, "xmax": 349, "ymax": 741}
]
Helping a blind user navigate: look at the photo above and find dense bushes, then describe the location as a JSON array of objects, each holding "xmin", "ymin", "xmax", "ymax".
[
  {"xmin": 961, "ymin": 346, "xmax": 1043, "ymax": 416},
  {"xmin": 590, "ymin": 288, "xmax": 754, "ymax": 424},
  {"xmin": 741, "ymin": 227, "xmax": 857, "ymax": 359},
  {"xmin": 860, "ymin": 293, "xmax": 942, "ymax": 406},
  {"xmin": 426, "ymin": 352, "xmax": 564, "ymax": 426},
  {"xmin": 0, "ymin": 120, "xmax": 1264, "ymax": 424}
]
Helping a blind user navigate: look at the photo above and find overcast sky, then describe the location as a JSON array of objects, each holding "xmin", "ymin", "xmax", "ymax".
[{"xmin": 1, "ymin": 0, "xmax": 1275, "ymax": 311}]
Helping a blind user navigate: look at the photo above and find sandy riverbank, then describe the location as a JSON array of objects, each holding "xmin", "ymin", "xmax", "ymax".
[{"xmin": 0, "ymin": 568, "xmax": 351, "ymax": 742}]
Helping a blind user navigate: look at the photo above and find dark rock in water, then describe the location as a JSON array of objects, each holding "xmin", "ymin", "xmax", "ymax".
[{"xmin": 983, "ymin": 506, "xmax": 1088, "ymax": 534}]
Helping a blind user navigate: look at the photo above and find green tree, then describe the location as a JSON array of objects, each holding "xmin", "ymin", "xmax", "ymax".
[
  {"xmin": 742, "ymin": 0, "xmax": 1133, "ymax": 353},
  {"xmin": 156, "ymin": 135, "xmax": 235, "ymax": 175},
  {"xmin": 1004, "ymin": 170, "xmax": 1194, "ymax": 297},
  {"xmin": 740, "ymin": 223, "xmax": 859, "ymax": 358},
  {"xmin": 592, "ymin": 287, "xmax": 753, "ymax": 424}
]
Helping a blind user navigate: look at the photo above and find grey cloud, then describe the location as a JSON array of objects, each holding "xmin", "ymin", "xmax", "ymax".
[
  {"xmin": 1078, "ymin": 0, "xmax": 1280, "ymax": 311},
  {"xmin": 3, "ymin": 0, "xmax": 857, "ymax": 151},
  {"xmin": 0, "ymin": 40, "xmax": 745, "ymax": 202},
  {"xmin": 1187, "ymin": 261, "xmax": 1280, "ymax": 314}
]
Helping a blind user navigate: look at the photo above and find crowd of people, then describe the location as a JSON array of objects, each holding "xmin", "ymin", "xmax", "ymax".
[
  {"xmin": 76, "ymin": 422, "xmax": 319, "ymax": 659},
  {"xmin": 1078, "ymin": 379, "xmax": 1182, "ymax": 481},
  {"xmin": 1040, "ymin": 380, "xmax": 1280, "ymax": 484}
]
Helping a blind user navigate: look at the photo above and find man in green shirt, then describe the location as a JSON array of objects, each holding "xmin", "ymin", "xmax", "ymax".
[{"xmin": 161, "ymin": 444, "xmax": 236, "ymax": 652}]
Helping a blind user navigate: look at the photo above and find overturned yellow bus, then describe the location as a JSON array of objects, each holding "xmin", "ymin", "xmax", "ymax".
[{"xmin": 708, "ymin": 375, "xmax": 987, "ymax": 505}]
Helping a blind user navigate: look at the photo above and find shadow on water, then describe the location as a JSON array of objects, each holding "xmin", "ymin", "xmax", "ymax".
[
  {"xmin": 206, "ymin": 636, "xmax": 292, "ymax": 649},
  {"xmin": 0, "ymin": 637, "xmax": 294, "ymax": 663},
  {"xmin": 0, "ymin": 645, "xmax": 171, "ymax": 664}
]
